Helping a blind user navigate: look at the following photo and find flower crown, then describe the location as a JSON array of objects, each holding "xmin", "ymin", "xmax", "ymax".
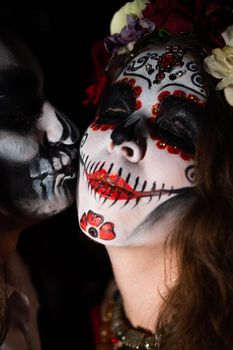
[{"xmin": 83, "ymin": 0, "xmax": 233, "ymax": 107}]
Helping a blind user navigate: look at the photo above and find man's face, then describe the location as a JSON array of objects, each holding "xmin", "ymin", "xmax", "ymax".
[
  {"xmin": 78, "ymin": 44, "xmax": 206, "ymax": 246},
  {"xmin": 0, "ymin": 33, "xmax": 79, "ymax": 221}
]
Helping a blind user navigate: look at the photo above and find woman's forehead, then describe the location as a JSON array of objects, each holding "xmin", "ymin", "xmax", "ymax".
[{"xmin": 116, "ymin": 44, "xmax": 207, "ymax": 101}]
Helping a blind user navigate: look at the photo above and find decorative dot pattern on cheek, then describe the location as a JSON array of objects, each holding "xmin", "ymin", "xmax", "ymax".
[{"xmin": 154, "ymin": 138, "xmax": 193, "ymax": 161}]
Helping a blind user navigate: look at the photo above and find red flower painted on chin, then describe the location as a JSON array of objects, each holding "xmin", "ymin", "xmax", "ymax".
[
  {"xmin": 80, "ymin": 212, "xmax": 88, "ymax": 231},
  {"xmin": 87, "ymin": 210, "xmax": 104, "ymax": 227},
  {"xmin": 80, "ymin": 210, "xmax": 116, "ymax": 241},
  {"xmin": 99, "ymin": 223, "xmax": 116, "ymax": 240}
]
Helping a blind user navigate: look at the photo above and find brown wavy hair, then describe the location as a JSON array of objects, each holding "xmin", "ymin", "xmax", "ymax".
[
  {"xmin": 108, "ymin": 33, "xmax": 233, "ymax": 349},
  {"xmin": 148, "ymin": 37, "xmax": 233, "ymax": 349}
]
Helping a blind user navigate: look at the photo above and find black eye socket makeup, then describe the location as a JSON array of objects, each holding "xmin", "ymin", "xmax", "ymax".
[
  {"xmin": 97, "ymin": 83, "xmax": 136, "ymax": 125},
  {"xmin": 0, "ymin": 68, "xmax": 43, "ymax": 131},
  {"xmin": 151, "ymin": 95, "xmax": 202, "ymax": 154}
]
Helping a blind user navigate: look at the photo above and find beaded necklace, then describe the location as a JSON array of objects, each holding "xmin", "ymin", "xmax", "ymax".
[{"xmin": 96, "ymin": 291, "xmax": 162, "ymax": 350}]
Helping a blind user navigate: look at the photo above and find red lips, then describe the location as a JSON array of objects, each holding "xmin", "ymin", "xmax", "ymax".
[{"xmin": 87, "ymin": 169, "xmax": 138, "ymax": 200}]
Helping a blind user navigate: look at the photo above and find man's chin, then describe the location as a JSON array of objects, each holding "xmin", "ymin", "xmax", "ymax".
[{"xmin": 14, "ymin": 195, "xmax": 75, "ymax": 221}]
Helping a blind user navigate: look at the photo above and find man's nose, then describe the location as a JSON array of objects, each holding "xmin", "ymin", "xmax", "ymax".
[
  {"xmin": 38, "ymin": 102, "xmax": 79, "ymax": 146},
  {"xmin": 55, "ymin": 110, "xmax": 80, "ymax": 145}
]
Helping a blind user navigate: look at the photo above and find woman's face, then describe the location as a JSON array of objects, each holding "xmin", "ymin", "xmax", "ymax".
[
  {"xmin": 78, "ymin": 44, "xmax": 206, "ymax": 246},
  {"xmin": 0, "ymin": 33, "xmax": 79, "ymax": 221}
]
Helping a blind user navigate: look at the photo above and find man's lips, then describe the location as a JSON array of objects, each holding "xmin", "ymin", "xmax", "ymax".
[{"xmin": 86, "ymin": 169, "xmax": 180, "ymax": 201}]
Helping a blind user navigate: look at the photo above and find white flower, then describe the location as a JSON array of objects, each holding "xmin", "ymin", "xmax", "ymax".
[
  {"xmin": 110, "ymin": 0, "xmax": 148, "ymax": 35},
  {"xmin": 204, "ymin": 25, "xmax": 233, "ymax": 106}
]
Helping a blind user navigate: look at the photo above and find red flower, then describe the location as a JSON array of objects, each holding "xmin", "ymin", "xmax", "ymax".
[
  {"xmin": 82, "ymin": 41, "xmax": 111, "ymax": 107},
  {"xmin": 143, "ymin": 0, "xmax": 195, "ymax": 34},
  {"xmin": 80, "ymin": 212, "xmax": 87, "ymax": 231},
  {"xmin": 142, "ymin": 0, "xmax": 233, "ymax": 49},
  {"xmin": 87, "ymin": 210, "xmax": 104, "ymax": 227},
  {"xmin": 82, "ymin": 75, "xmax": 109, "ymax": 106}
]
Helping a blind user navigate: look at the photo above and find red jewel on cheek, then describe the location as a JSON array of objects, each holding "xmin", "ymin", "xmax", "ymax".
[
  {"xmin": 128, "ymin": 78, "xmax": 136, "ymax": 87},
  {"xmin": 151, "ymin": 103, "xmax": 160, "ymax": 116},
  {"xmin": 136, "ymin": 100, "xmax": 142, "ymax": 110},
  {"xmin": 167, "ymin": 145, "xmax": 179, "ymax": 154},
  {"xmin": 133, "ymin": 85, "xmax": 142, "ymax": 97},
  {"xmin": 153, "ymin": 137, "xmax": 194, "ymax": 161},
  {"xmin": 158, "ymin": 90, "xmax": 171, "ymax": 102}
]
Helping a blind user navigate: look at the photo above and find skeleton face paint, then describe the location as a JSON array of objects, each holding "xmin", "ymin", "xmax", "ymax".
[
  {"xmin": 0, "ymin": 32, "xmax": 79, "ymax": 221},
  {"xmin": 78, "ymin": 44, "xmax": 206, "ymax": 246}
]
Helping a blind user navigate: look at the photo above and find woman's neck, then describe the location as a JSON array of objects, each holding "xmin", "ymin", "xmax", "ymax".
[{"xmin": 106, "ymin": 237, "xmax": 177, "ymax": 333}]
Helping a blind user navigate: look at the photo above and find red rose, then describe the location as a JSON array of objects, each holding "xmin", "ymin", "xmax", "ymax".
[
  {"xmin": 142, "ymin": 0, "xmax": 233, "ymax": 49},
  {"xmin": 82, "ymin": 41, "xmax": 111, "ymax": 106}
]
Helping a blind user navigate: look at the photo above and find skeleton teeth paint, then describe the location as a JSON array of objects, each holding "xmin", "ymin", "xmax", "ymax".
[
  {"xmin": 0, "ymin": 101, "xmax": 79, "ymax": 219},
  {"xmin": 78, "ymin": 44, "xmax": 207, "ymax": 246}
]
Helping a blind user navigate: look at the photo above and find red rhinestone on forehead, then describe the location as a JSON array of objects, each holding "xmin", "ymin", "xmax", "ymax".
[
  {"xmin": 159, "ymin": 53, "xmax": 176, "ymax": 67},
  {"xmin": 153, "ymin": 46, "xmax": 186, "ymax": 84}
]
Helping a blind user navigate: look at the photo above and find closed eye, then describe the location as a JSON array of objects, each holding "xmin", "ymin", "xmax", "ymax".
[
  {"xmin": 97, "ymin": 82, "xmax": 136, "ymax": 125},
  {"xmin": 150, "ymin": 95, "xmax": 202, "ymax": 154},
  {"xmin": 155, "ymin": 123, "xmax": 195, "ymax": 154}
]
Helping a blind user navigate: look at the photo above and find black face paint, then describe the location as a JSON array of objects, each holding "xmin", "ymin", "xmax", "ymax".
[
  {"xmin": 151, "ymin": 95, "xmax": 202, "ymax": 154},
  {"xmin": 0, "ymin": 68, "xmax": 43, "ymax": 131},
  {"xmin": 97, "ymin": 83, "xmax": 136, "ymax": 125},
  {"xmin": 110, "ymin": 112, "xmax": 147, "ymax": 145}
]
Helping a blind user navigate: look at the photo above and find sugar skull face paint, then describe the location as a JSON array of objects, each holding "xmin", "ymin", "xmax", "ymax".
[
  {"xmin": 0, "ymin": 32, "xmax": 79, "ymax": 221},
  {"xmin": 78, "ymin": 44, "xmax": 206, "ymax": 246}
]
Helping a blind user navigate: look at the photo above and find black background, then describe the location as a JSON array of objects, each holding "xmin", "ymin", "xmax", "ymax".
[{"xmin": 0, "ymin": 1, "xmax": 125, "ymax": 349}]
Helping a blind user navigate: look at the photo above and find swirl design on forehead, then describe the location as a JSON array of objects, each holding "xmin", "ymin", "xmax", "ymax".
[
  {"xmin": 123, "ymin": 52, "xmax": 156, "ymax": 88},
  {"xmin": 186, "ymin": 61, "xmax": 205, "ymax": 91}
]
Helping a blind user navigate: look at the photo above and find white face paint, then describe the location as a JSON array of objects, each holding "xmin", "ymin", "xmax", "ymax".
[
  {"xmin": 0, "ymin": 132, "xmax": 39, "ymax": 162},
  {"xmin": 78, "ymin": 44, "xmax": 207, "ymax": 246}
]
